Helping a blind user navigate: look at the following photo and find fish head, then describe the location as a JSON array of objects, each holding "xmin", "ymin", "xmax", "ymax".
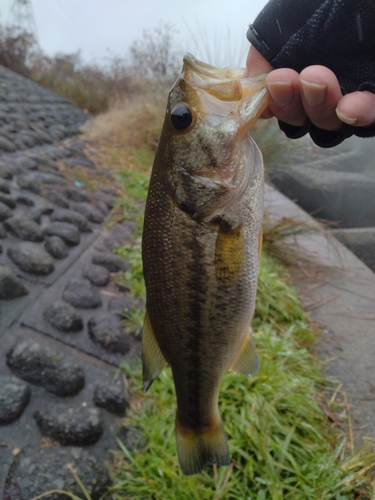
[{"xmin": 161, "ymin": 54, "xmax": 268, "ymax": 222}]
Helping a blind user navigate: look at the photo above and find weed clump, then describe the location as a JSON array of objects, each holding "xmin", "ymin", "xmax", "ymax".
[{"xmin": 82, "ymin": 97, "xmax": 165, "ymax": 151}]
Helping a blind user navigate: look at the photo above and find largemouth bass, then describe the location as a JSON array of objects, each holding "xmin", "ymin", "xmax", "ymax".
[{"xmin": 142, "ymin": 54, "xmax": 267, "ymax": 475}]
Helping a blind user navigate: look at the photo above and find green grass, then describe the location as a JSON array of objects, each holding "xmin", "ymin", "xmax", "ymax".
[
  {"xmin": 114, "ymin": 169, "xmax": 150, "ymax": 204},
  {"xmin": 106, "ymin": 253, "xmax": 375, "ymax": 499},
  {"xmin": 115, "ymin": 239, "xmax": 145, "ymax": 300},
  {"xmin": 128, "ymin": 147, "xmax": 156, "ymax": 172},
  {"xmin": 112, "ymin": 169, "xmax": 149, "ymax": 299}
]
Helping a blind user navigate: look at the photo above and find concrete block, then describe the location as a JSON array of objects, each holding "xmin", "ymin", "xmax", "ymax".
[
  {"xmin": 331, "ymin": 227, "xmax": 375, "ymax": 272},
  {"xmin": 269, "ymin": 165, "xmax": 375, "ymax": 228}
]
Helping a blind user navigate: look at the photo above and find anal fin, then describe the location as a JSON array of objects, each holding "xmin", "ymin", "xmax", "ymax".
[
  {"xmin": 229, "ymin": 328, "xmax": 259, "ymax": 375},
  {"xmin": 142, "ymin": 311, "xmax": 167, "ymax": 391}
]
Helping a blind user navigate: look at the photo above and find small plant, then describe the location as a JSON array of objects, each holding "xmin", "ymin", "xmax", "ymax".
[
  {"xmin": 115, "ymin": 239, "xmax": 145, "ymax": 300},
  {"xmin": 262, "ymin": 214, "xmax": 321, "ymax": 266}
]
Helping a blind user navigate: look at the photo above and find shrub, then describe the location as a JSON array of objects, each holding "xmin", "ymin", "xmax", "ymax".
[{"xmin": 0, "ymin": 26, "xmax": 36, "ymax": 77}]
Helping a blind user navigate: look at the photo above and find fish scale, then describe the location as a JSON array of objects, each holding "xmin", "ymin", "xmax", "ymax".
[{"xmin": 142, "ymin": 54, "xmax": 268, "ymax": 475}]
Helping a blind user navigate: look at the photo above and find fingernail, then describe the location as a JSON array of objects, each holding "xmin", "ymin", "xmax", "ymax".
[
  {"xmin": 336, "ymin": 109, "xmax": 358, "ymax": 125},
  {"xmin": 267, "ymin": 81, "xmax": 294, "ymax": 106},
  {"xmin": 301, "ymin": 79, "xmax": 326, "ymax": 106}
]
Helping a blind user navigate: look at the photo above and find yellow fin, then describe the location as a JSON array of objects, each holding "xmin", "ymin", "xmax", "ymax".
[
  {"xmin": 229, "ymin": 329, "xmax": 260, "ymax": 375},
  {"xmin": 175, "ymin": 418, "xmax": 230, "ymax": 475},
  {"xmin": 215, "ymin": 222, "xmax": 245, "ymax": 285},
  {"xmin": 142, "ymin": 311, "xmax": 167, "ymax": 392}
]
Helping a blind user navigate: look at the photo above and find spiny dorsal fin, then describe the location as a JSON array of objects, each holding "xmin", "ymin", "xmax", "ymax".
[
  {"xmin": 142, "ymin": 311, "xmax": 167, "ymax": 391},
  {"xmin": 229, "ymin": 329, "xmax": 259, "ymax": 375}
]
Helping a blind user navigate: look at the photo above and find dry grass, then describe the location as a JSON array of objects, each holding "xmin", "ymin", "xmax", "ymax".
[
  {"xmin": 262, "ymin": 214, "xmax": 323, "ymax": 266},
  {"xmin": 81, "ymin": 88, "xmax": 168, "ymax": 181},
  {"xmin": 82, "ymin": 96, "xmax": 165, "ymax": 151}
]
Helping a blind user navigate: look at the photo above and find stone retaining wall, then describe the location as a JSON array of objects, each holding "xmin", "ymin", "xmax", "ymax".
[
  {"xmin": 267, "ymin": 134, "xmax": 375, "ymax": 272},
  {"xmin": 0, "ymin": 66, "xmax": 143, "ymax": 499},
  {"xmin": 0, "ymin": 65, "xmax": 87, "ymax": 152}
]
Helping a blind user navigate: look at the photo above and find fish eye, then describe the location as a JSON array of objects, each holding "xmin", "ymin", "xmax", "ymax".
[{"xmin": 170, "ymin": 105, "xmax": 193, "ymax": 131}]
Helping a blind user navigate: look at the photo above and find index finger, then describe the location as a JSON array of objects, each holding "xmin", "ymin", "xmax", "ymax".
[{"xmin": 243, "ymin": 46, "xmax": 274, "ymax": 118}]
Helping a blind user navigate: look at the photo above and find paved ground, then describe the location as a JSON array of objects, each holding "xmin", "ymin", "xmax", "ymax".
[{"xmin": 265, "ymin": 184, "xmax": 375, "ymax": 443}]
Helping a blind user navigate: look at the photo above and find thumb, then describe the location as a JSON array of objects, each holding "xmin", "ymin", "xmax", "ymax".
[{"xmin": 243, "ymin": 46, "xmax": 273, "ymax": 77}]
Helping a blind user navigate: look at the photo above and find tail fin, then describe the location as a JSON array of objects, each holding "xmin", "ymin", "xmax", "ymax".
[{"xmin": 175, "ymin": 418, "xmax": 230, "ymax": 475}]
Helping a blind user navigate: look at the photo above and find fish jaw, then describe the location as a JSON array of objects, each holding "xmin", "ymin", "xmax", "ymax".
[{"xmin": 171, "ymin": 133, "xmax": 261, "ymax": 225}]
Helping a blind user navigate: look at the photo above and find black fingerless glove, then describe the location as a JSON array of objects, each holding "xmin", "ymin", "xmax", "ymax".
[{"xmin": 247, "ymin": 0, "xmax": 375, "ymax": 147}]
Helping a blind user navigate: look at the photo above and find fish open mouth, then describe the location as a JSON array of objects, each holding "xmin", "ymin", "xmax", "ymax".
[
  {"xmin": 181, "ymin": 53, "xmax": 268, "ymax": 134},
  {"xmin": 183, "ymin": 53, "xmax": 245, "ymax": 79}
]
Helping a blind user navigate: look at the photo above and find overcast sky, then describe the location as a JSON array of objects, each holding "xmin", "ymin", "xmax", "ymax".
[{"xmin": 1, "ymin": 0, "xmax": 269, "ymax": 67}]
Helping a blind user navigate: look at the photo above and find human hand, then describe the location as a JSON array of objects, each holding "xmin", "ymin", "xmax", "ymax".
[{"xmin": 244, "ymin": 46, "xmax": 375, "ymax": 131}]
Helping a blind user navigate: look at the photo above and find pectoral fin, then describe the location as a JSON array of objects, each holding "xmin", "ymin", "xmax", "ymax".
[
  {"xmin": 229, "ymin": 328, "xmax": 259, "ymax": 375},
  {"xmin": 215, "ymin": 221, "xmax": 245, "ymax": 285},
  {"xmin": 142, "ymin": 311, "xmax": 167, "ymax": 391}
]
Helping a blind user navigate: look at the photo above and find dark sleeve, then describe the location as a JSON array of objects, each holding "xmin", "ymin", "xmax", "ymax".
[{"xmin": 247, "ymin": 0, "xmax": 375, "ymax": 147}]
